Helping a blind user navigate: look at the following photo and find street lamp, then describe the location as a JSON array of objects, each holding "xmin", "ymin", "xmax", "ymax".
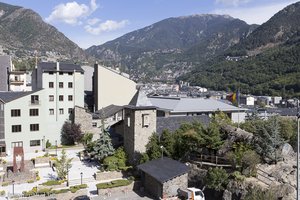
[
  {"xmin": 66, "ymin": 164, "xmax": 69, "ymax": 187},
  {"xmin": 80, "ymin": 172, "xmax": 83, "ymax": 185},
  {"xmin": 160, "ymin": 146, "xmax": 164, "ymax": 159},
  {"xmin": 55, "ymin": 140, "xmax": 58, "ymax": 156},
  {"xmin": 12, "ymin": 180, "xmax": 15, "ymax": 195}
]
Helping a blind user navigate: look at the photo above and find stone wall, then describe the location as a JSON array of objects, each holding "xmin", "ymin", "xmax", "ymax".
[
  {"xmin": 74, "ymin": 106, "xmax": 101, "ymax": 137},
  {"xmin": 163, "ymin": 173, "xmax": 188, "ymax": 197},
  {"xmin": 123, "ymin": 108, "xmax": 157, "ymax": 163},
  {"xmin": 95, "ymin": 171, "xmax": 125, "ymax": 181},
  {"xmin": 144, "ymin": 172, "xmax": 162, "ymax": 199}
]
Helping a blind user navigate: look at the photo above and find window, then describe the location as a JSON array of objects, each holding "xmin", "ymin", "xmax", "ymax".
[
  {"xmin": 59, "ymin": 95, "xmax": 64, "ymax": 101},
  {"xmin": 68, "ymin": 72, "xmax": 73, "ymax": 75},
  {"xmin": 49, "ymin": 95, "xmax": 54, "ymax": 102},
  {"xmin": 29, "ymin": 109, "xmax": 39, "ymax": 116},
  {"xmin": 31, "ymin": 95, "xmax": 39, "ymax": 105},
  {"xmin": 12, "ymin": 125, "xmax": 21, "ymax": 132},
  {"xmin": 59, "ymin": 108, "xmax": 64, "ymax": 115},
  {"xmin": 59, "ymin": 82, "xmax": 63, "ymax": 88},
  {"xmin": 68, "ymin": 82, "xmax": 73, "ymax": 88},
  {"xmin": 142, "ymin": 114, "xmax": 150, "ymax": 127},
  {"xmin": 49, "ymin": 72, "xmax": 54, "ymax": 75},
  {"xmin": 11, "ymin": 109, "xmax": 21, "ymax": 117},
  {"xmin": 49, "ymin": 82, "xmax": 54, "ymax": 88},
  {"xmin": 127, "ymin": 117, "xmax": 130, "ymax": 127},
  {"xmin": 68, "ymin": 95, "xmax": 73, "ymax": 101},
  {"xmin": 12, "ymin": 141, "xmax": 23, "ymax": 147},
  {"xmin": 68, "ymin": 108, "xmax": 73, "ymax": 114},
  {"xmin": 30, "ymin": 140, "xmax": 41, "ymax": 147},
  {"xmin": 30, "ymin": 124, "xmax": 39, "ymax": 131},
  {"xmin": 59, "ymin": 72, "xmax": 64, "ymax": 75},
  {"xmin": 92, "ymin": 122, "xmax": 97, "ymax": 127},
  {"xmin": 49, "ymin": 109, "xmax": 54, "ymax": 115}
]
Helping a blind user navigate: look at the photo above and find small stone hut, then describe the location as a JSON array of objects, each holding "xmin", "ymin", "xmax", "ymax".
[{"xmin": 137, "ymin": 157, "xmax": 189, "ymax": 199}]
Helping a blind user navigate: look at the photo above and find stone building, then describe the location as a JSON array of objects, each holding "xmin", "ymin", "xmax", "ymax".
[
  {"xmin": 137, "ymin": 157, "xmax": 189, "ymax": 199},
  {"xmin": 123, "ymin": 105, "xmax": 157, "ymax": 163}
]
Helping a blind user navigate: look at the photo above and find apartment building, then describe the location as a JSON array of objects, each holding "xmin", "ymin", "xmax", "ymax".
[{"xmin": 0, "ymin": 62, "xmax": 84, "ymax": 154}]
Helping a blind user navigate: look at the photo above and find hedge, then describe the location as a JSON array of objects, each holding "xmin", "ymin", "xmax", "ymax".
[
  {"xmin": 96, "ymin": 179, "xmax": 132, "ymax": 189},
  {"xmin": 70, "ymin": 184, "xmax": 88, "ymax": 193},
  {"xmin": 41, "ymin": 180, "xmax": 63, "ymax": 186}
]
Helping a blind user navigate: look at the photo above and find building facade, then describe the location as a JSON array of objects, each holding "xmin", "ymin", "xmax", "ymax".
[
  {"xmin": 0, "ymin": 62, "xmax": 84, "ymax": 154},
  {"xmin": 93, "ymin": 63, "xmax": 136, "ymax": 110}
]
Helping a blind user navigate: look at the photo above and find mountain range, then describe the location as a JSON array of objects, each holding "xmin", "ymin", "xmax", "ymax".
[
  {"xmin": 1, "ymin": 1, "xmax": 300, "ymax": 96},
  {"xmin": 0, "ymin": 2, "xmax": 86, "ymax": 61}
]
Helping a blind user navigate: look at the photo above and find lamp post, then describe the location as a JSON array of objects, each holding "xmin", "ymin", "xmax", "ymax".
[
  {"xmin": 160, "ymin": 146, "xmax": 163, "ymax": 159},
  {"xmin": 66, "ymin": 164, "xmax": 69, "ymax": 187},
  {"xmin": 12, "ymin": 180, "xmax": 15, "ymax": 195},
  {"xmin": 80, "ymin": 172, "xmax": 83, "ymax": 185},
  {"xmin": 55, "ymin": 140, "xmax": 58, "ymax": 156}
]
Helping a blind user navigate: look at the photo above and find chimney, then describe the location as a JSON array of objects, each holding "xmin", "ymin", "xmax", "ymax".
[{"xmin": 56, "ymin": 62, "xmax": 60, "ymax": 71}]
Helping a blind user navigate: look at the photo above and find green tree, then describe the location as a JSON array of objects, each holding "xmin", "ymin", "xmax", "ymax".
[
  {"xmin": 146, "ymin": 133, "xmax": 161, "ymax": 160},
  {"xmin": 139, "ymin": 153, "xmax": 150, "ymax": 164},
  {"xmin": 81, "ymin": 132, "xmax": 93, "ymax": 147},
  {"xmin": 205, "ymin": 167, "xmax": 229, "ymax": 191},
  {"xmin": 160, "ymin": 130, "xmax": 176, "ymax": 157},
  {"xmin": 90, "ymin": 130, "xmax": 115, "ymax": 161},
  {"xmin": 254, "ymin": 116, "xmax": 285, "ymax": 164},
  {"xmin": 241, "ymin": 150, "xmax": 260, "ymax": 176},
  {"xmin": 61, "ymin": 122, "xmax": 83, "ymax": 145},
  {"xmin": 55, "ymin": 149, "xmax": 72, "ymax": 180},
  {"xmin": 201, "ymin": 123, "xmax": 223, "ymax": 152}
]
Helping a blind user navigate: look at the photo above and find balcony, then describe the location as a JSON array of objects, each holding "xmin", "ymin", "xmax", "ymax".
[
  {"xmin": 10, "ymin": 79, "xmax": 25, "ymax": 85},
  {"xmin": 29, "ymin": 100, "xmax": 40, "ymax": 105}
]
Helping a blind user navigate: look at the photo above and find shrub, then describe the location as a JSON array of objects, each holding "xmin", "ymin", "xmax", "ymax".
[
  {"xmin": 36, "ymin": 176, "xmax": 41, "ymax": 181},
  {"xmin": 96, "ymin": 179, "xmax": 132, "ymax": 189},
  {"xmin": 35, "ymin": 150, "xmax": 38, "ymax": 153},
  {"xmin": 205, "ymin": 167, "xmax": 229, "ymax": 191},
  {"xmin": 27, "ymin": 179, "xmax": 34, "ymax": 183},
  {"xmin": 22, "ymin": 190, "xmax": 35, "ymax": 197},
  {"xmin": 2, "ymin": 182, "xmax": 8, "ymax": 187},
  {"xmin": 70, "ymin": 184, "xmax": 88, "ymax": 193},
  {"xmin": 37, "ymin": 188, "xmax": 53, "ymax": 196},
  {"xmin": 0, "ymin": 190, "xmax": 5, "ymax": 196},
  {"xmin": 41, "ymin": 180, "xmax": 62, "ymax": 186},
  {"xmin": 53, "ymin": 188, "xmax": 69, "ymax": 194},
  {"xmin": 241, "ymin": 150, "xmax": 260, "ymax": 177},
  {"xmin": 46, "ymin": 140, "xmax": 52, "ymax": 148},
  {"xmin": 231, "ymin": 171, "xmax": 245, "ymax": 182}
]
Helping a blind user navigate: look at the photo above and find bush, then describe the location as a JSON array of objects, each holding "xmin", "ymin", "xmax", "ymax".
[
  {"xmin": 27, "ymin": 179, "xmax": 34, "ymax": 183},
  {"xmin": 37, "ymin": 188, "xmax": 53, "ymax": 196},
  {"xmin": 0, "ymin": 190, "xmax": 5, "ymax": 196},
  {"xmin": 69, "ymin": 184, "xmax": 87, "ymax": 193},
  {"xmin": 241, "ymin": 150, "xmax": 260, "ymax": 177},
  {"xmin": 41, "ymin": 180, "xmax": 62, "ymax": 186},
  {"xmin": 231, "ymin": 171, "xmax": 245, "ymax": 182},
  {"xmin": 53, "ymin": 188, "xmax": 70, "ymax": 194},
  {"xmin": 46, "ymin": 140, "xmax": 52, "ymax": 148},
  {"xmin": 205, "ymin": 167, "xmax": 229, "ymax": 191},
  {"xmin": 96, "ymin": 179, "xmax": 132, "ymax": 189},
  {"xmin": 22, "ymin": 190, "xmax": 35, "ymax": 197},
  {"xmin": 2, "ymin": 182, "xmax": 8, "ymax": 187}
]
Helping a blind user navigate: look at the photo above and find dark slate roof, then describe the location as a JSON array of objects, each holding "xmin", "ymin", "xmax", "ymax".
[
  {"xmin": 137, "ymin": 157, "xmax": 189, "ymax": 184},
  {"xmin": 38, "ymin": 62, "xmax": 84, "ymax": 73},
  {"xmin": 0, "ymin": 55, "xmax": 10, "ymax": 91},
  {"xmin": 156, "ymin": 115, "xmax": 211, "ymax": 135},
  {"xmin": 94, "ymin": 104, "xmax": 123, "ymax": 119},
  {"xmin": 265, "ymin": 108, "xmax": 298, "ymax": 116},
  {"xmin": 124, "ymin": 105, "xmax": 157, "ymax": 110},
  {"xmin": 0, "ymin": 91, "xmax": 37, "ymax": 103}
]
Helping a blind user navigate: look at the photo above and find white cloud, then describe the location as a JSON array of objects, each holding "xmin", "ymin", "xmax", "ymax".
[
  {"xmin": 87, "ymin": 18, "xmax": 101, "ymax": 26},
  {"xmin": 213, "ymin": 0, "xmax": 298, "ymax": 24},
  {"xmin": 85, "ymin": 20, "xmax": 129, "ymax": 35},
  {"xmin": 46, "ymin": 0, "xmax": 99, "ymax": 25},
  {"xmin": 215, "ymin": 0, "xmax": 251, "ymax": 7}
]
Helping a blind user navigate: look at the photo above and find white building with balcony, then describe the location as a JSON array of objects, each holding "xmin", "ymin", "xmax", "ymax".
[{"xmin": 0, "ymin": 62, "xmax": 84, "ymax": 154}]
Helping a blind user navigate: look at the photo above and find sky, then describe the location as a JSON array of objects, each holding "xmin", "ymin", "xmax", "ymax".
[{"xmin": 1, "ymin": 0, "xmax": 298, "ymax": 49}]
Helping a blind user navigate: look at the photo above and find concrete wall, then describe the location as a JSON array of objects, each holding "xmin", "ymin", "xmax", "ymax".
[{"xmin": 94, "ymin": 64, "xmax": 136, "ymax": 110}]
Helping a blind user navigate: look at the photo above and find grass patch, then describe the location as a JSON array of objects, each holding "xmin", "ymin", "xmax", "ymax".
[{"xmin": 96, "ymin": 179, "xmax": 132, "ymax": 189}]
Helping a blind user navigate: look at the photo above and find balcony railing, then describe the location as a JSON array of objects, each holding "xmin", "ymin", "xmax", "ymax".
[{"xmin": 29, "ymin": 100, "xmax": 40, "ymax": 105}]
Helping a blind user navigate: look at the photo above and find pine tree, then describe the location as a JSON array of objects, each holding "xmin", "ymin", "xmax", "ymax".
[
  {"xmin": 90, "ymin": 130, "xmax": 115, "ymax": 161},
  {"xmin": 55, "ymin": 149, "xmax": 72, "ymax": 180}
]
